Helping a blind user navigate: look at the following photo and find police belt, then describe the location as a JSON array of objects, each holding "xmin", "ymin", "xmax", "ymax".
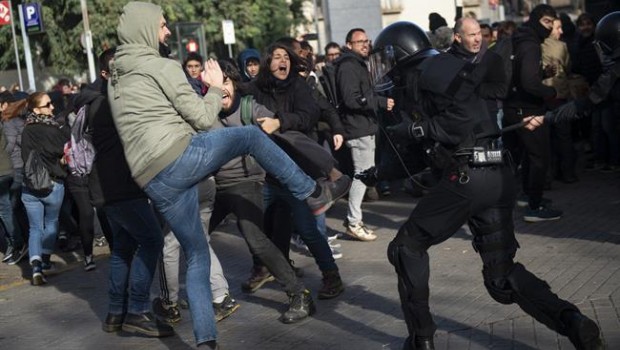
[{"xmin": 453, "ymin": 147, "xmax": 506, "ymax": 167}]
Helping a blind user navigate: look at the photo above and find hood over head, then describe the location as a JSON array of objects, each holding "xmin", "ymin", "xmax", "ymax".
[
  {"xmin": 117, "ymin": 2, "xmax": 162, "ymax": 51},
  {"xmin": 238, "ymin": 48, "xmax": 261, "ymax": 80}
]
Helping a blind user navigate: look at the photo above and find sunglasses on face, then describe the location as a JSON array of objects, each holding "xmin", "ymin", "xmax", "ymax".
[{"xmin": 38, "ymin": 101, "xmax": 53, "ymax": 108}]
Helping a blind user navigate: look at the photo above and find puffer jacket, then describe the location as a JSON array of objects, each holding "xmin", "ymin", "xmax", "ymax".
[{"xmin": 108, "ymin": 2, "xmax": 222, "ymax": 187}]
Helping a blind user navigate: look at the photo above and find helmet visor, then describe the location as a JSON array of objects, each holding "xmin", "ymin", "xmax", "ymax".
[{"xmin": 369, "ymin": 45, "xmax": 396, "ymax": 92}]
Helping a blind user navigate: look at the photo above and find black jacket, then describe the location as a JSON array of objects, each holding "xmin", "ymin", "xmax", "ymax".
[
  {"xmin": 335, "ymin": 48, "xmax": 387, "ymax": 139},
  {"xmin": 504, "ymin": 25, "xmax": 556, "ymax": 114},
  {"xmin": 74, "ymin": 79, "xmax": 146, "ymax": 205},
  {"xmin": 21, "ymin": 122, "xmax": 69, "ymax": 181},
  {"xmin": 249, "ymin": 75, "xmax": 320, "ymax": 134}
]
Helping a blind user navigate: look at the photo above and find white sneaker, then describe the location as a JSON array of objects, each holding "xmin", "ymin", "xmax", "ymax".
[
  {"xmin": 345, "ymin": 222, "xmax": 377, "ymax": 242},
  {"xmin": 330, "ymin": 247, "xmax": 343, "ymax": 259}
]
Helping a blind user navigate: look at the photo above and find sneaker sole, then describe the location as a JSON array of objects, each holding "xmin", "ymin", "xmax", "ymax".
[
  {"xmin": 344, "ymin": 230, "xmax": 377, "ymax": 242},
  {"xmin": 312, "ymin": 178, "xmax": 353, "ymax": 216},
  {"xmin": 523, "ymin": 215, "xmax": 562, "ymax": 223},
  {"xmin": 85, "ymin": 264, "xmax": 96, "ymax": 271},
  {"xmin": 32, "ymin": 273, "xmax": 47, "ymax": 286},
  {"xmin": 215, "ymin": 303, "xmax": 240, "ymax": 322},
  {"xmin": 241, "ymin": 275, "xmax": 276, "ymax": 293},
  {"xmin": 102, "ymin": 323, "xmax": 122, "ymax": 333},
  {"xmin": 121, "ymin": 324, "xmax": 174, "ymax": 337},
  {"xmin": 2, "ymin": 254, "xmax": 13, "ymax": 263}
]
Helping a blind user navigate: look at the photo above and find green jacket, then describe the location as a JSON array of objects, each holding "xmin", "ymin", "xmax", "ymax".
[{"xmin": 109, "ymin": 2, "xmax": 222, "ymax": 187}]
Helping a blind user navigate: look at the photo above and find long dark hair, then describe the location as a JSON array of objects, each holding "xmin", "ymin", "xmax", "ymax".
[{"xmin": 254, "ymin": 43, "xmax": 302, "ymax": 91}]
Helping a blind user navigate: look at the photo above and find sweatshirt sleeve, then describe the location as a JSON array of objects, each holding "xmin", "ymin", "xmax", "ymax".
[
  {"xmin": 158, "ymin": 60, "xmax": 222, "ymax": 131},
  {"xmin": 517, "ymin": 42, "xmax": 556, "ymax": 99}
]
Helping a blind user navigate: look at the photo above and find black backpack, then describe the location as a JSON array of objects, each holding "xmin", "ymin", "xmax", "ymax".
[
  {"xmin": 489, "ymin": 37, "xmax": 517, "ymax": 99},
  {"xmin": 24, "ymin": 150, "xmax": 54, "ymax": 197}
]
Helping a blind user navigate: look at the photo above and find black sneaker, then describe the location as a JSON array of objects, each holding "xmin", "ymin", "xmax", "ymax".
[
  {"xmin": 152, "ymin": 297, "xmax": 181, "ymax": 323},
  {"xmin": 281, "ymin": 289, "xmax": 316, "ymax": 324},
  {"xmin": 122, "ymin": 312, "xmax": 174, "ymax": 337},
  {"xmin": 318, "ymin": 270, "xmax": 344, "ymax": 299},
  {"xmin": 523, "ymin": 205, "xmax": 563, "ymax": 222},
  {"xmin": 564, "ymin": 311, "xmax": 604, "ymax": 350},
  {"xmin": 84, "ymin": 255, "xmax": 96, "ymax": 271},
  {"xmin": 213, "ymin": 294, "xmax": 240, "ymax": 322},
  {"xmin": 2, "ymin": 245, "xmax": 14, "ymax": 263},
  {"xmin": 5, "ymin": 245, "xmax": 28, "ymax": 265},
  {"xmin": 306, "ymin": 176, "xmax": 352, "ymax": 216},
  {"xmin": 102, "ymin": 313, "xmax": 125, "ymax": 332},
  {"xmin": 31, "ymin": 266, "xmax": 47, "ymax": 286},
  {"xmin": 241, "ymin": 266, "xmax": 275, "ymax": 293}
]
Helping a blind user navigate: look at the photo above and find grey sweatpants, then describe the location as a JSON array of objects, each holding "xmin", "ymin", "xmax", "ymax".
[{"xmin": 157, "ymin": 177, "xmax": 229, "ymax": 305}]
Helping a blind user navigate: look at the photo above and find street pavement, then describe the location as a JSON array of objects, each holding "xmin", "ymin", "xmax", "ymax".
[{"xmin": 0, "ymin": 166, "xmax": 618, "ymax": 349}]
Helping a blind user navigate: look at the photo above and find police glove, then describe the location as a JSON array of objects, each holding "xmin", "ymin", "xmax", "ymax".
[
  {"xmin": 354, "ymin": 166, "xmax": 379, "ymax": 187},
  {"xmin": 544, "ymin": 99, "xmax": 589, "ymax": 124},
  {"xmin": 386, "ymin": 120, "xmax": 425, "ymax": 142}
]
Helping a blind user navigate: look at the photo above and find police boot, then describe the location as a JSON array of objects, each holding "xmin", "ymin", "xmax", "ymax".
[{"xmin": 562, "ymin": 311, "xmax": 604, "ymax": 350}]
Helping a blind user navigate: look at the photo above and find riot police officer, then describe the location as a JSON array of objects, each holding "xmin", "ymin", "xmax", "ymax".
[{"xmin": 367, "ymin": 21, "xmax": 603, "ymax": 350}]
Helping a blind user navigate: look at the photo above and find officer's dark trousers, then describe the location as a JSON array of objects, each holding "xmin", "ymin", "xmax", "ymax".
[
  {"xmin": 388, "ymin": 164, "xmax": 578, "ymax": 340},
  {"xmin": 502, "ymin": 108, "xmax": 551, "ymax": 208}
]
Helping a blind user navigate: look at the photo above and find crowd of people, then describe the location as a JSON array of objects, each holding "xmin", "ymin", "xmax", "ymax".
[{"xmin": 0, "ymin": 1, "xmax": 617, "ymax": 349}]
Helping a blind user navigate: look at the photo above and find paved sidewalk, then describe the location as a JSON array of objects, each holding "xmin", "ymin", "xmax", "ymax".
[{"xmin": 0, "ymin": 168, "xmax": 618, "ymax": 349}]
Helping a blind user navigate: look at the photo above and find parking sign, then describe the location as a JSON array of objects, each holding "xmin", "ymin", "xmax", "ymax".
[{"xmin": 23, "ymin": 2, "xmax": 44, "ymax": 34}]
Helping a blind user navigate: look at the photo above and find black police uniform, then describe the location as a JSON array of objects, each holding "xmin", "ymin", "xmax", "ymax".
[{"xmin": 387, "ymin": 46, "xmax": 586, "ymax": 348}]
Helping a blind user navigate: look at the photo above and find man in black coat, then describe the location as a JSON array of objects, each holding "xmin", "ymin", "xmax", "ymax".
[
  {"xmin": 502, "ymin": 4, "xmax": 562, "ymax": 223},
  {"xmin": 336, "ymin": 28, "xmax": 394, "ymax": 242}
]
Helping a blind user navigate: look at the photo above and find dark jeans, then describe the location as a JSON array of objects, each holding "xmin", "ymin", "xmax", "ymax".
[
  {"xmin": 66, "ymin": 174, "xmax": 95, "ymax": 256},
  {"xmin": 261, "ymin": 183, "xmax": 337, "ymax": 273},
  {"xmin": 104, "ymin": 198, "xmax": 164, "ymax": 315},
  {"xmin": 550, "ymin": 120, "xmax": 577, "ymax": 180},
  {"xmin": 503, "ymin": 108, "xmax": 551, "ymax": 208},
  {"xmin": 209, "ymin": 181, "xmax": 303, "ymax": 294}
]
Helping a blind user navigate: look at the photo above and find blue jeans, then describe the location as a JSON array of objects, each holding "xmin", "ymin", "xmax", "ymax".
[
  {"xmin": 144, "ymin": 127, "xmax": 316, "ymax": 344},
  {"xmin": 104, "ymin": 198, "xmax": 164, "ymax": 315},
  {"xmin": 22, "ymin": 181, "xmax": 64, "ymax": 263},
  {"xmin": 264, "ymin": 183, "xmax": 337, "ymax": 272},
  {"xmin": 0, "ymin": 175, "xmax": 20, "ymax": 248}
]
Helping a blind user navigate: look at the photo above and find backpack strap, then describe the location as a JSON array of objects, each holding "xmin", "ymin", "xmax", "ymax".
[{"xmin": 240, "ymin": 95, "xmax": 254, "ymax": 126}]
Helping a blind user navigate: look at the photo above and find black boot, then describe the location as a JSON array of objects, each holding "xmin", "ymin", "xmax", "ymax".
[
  {"xmin": 122, "ymin": 312, "xmax": 174, "ymax": 337},
  {"xmin": 414, "ymin": 336, "xmax": 435, "ymax": 350},
  {"xmin": 281, "ymin": 289, "xmax": 315, "ymax": 324},
  {"xmin": 318, "ymin": 269, "xmax": 344, "ymax": 299},
  {"xmin": 562, "ymin": 311, "xmax": 604, "ymax": 350}
]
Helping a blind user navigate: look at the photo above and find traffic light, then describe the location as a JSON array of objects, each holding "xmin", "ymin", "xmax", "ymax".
[{"xmin": 168, "ymin": 22, "xmax": 207, "ymax": 63}]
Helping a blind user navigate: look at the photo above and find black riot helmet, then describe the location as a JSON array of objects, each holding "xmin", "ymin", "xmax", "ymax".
[
  {"xmin": 594, "ymin": 11, "xmax": 620, "ymax": 64},
  {"xmin": 369, "ymin": 21, "xmax": 439, "ymax": 89}
]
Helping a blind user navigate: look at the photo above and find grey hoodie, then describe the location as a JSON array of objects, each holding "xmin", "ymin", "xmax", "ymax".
[{"xmin": 109, "ymin": 2, "xmax": 222, "ymax": 187}]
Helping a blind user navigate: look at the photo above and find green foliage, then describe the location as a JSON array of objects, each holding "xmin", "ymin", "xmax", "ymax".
[{"xmin": 0, "ymin": 0, "xmax": 309, "ymax": 76}]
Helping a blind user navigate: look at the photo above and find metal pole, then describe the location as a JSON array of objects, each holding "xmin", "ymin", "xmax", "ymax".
[
  {"xmin": 80, "ymin": 0, "xmax": 96, "ymax": 82},
  {"xmin": 312, "ymin": 0, "xmax": 321, "ymax": 52},
  {"xmin": 8, "ymin": 1, "xmax": 23, "ymax": 90},
  {"xmin": 17, "ymin": 4, "xmax": 35, "ymax": 91},
  {"xmin": 228, "ymin": 44, "xmax": 232, "ymax": 59}
]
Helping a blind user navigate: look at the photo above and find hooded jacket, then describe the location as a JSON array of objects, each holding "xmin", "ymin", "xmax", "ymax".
[
  {"xmin": 504, "ymin": 24, "xmax": 557, "ymax": 113},
  {"xmin": 108, "ymin": 2, "xmax": 222, "ymax": 187},
  {"xmin": 237, "ymin": 49, "xmax": 261, "ymax": 81}
]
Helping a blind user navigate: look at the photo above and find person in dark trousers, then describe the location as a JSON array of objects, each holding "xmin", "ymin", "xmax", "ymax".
[
  {"xmin": 502, "ymin": 4, "xmax": 563, "ymax": 222},
  {"xmin": 76, "ymin": 48, "xmax": 174, "ymax": 338},
  {"xmin": 367, "ymin": 21, "xmax": 603, "ymax": 350}
]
